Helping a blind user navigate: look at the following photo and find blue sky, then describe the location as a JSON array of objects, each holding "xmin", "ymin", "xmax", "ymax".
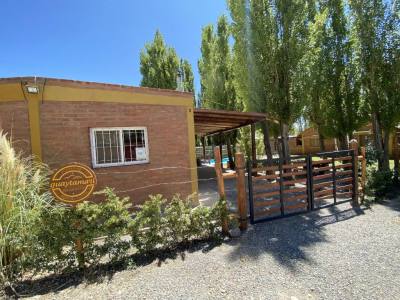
[{"xmin": 0, "ymin": 0, "xmax": 228, "ymax": 93}]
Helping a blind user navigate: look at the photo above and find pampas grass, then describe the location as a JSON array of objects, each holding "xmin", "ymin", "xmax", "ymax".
[{"xmin": 0, "ymin": 131, "xmax": 53, "ymax": 284}]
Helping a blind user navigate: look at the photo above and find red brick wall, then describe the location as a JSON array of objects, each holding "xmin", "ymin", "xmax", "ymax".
[
  {"xmin": 40, "ymin": 101, "xmax": 192, "ymax": 205},
  {"xmin": 0, "ymin": 101, "xmax": 31, "ymax": 154}
]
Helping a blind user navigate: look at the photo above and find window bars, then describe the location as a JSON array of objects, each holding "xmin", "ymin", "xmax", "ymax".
[{"xmin": 90, "ymin": 127, "xmax": 149, "ymax": 168}]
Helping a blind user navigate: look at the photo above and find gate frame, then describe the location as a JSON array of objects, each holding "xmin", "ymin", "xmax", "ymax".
[
  {"xmin": 311, "ymin": 149, "xmax": 354, "ymax": 210},
  {"xmin": 212, "ymin": 141, "xmax": 366, "ymax": 227},
  {"xmin": 247, "ymin": 154, "xmax": 311, "ymax": 224},
  {"xmin": 246, "ymin": 145, "xmax": 364, "ymax": 224}
]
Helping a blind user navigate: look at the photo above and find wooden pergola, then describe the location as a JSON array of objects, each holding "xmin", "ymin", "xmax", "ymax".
[{"xmin": 194, "ymin": 108, "xmax": 272, "ymax": 164}]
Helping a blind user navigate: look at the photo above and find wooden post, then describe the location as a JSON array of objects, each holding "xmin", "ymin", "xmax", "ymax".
[
  {"xmin": 219, "ymin": 133, "xmax": 224, "ymax": 169},
  {"xmin": 361, "ymin": 147, "xmax": 366, "ymax": 203},
  {"xmin": 349, "ymin": 139, "xmax": 359, "ymax": 206},
  {"xmin": 214, "ymin": 146, "xmax": 225, "ymax": 198},
  {"xmin": 202, "ymin": 136, "xmax": 206, "ymax": 160},
  {"xmin": 214, "ymin": 146, "xmax": 228, "ymax": 234},
  {"xmin": 235, "ymin": 152, "xmax": 247, "ymax": 231},
  {"xmin": 251, "ymin": 124, "xmax": 257, "ymax": 164}
]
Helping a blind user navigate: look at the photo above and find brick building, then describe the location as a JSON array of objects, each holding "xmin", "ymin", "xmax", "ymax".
[{"xmin": 0, "ymin": 77, "xmax": 197, "ymax": 204}]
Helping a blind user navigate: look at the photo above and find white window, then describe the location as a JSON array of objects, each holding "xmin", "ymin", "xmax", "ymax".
[{"xmin": 90, "ymin": 127, "xmax": 149, "ymax": 168}]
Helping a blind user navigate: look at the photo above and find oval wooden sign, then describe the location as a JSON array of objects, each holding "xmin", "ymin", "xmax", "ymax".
[{"xmin": 50, "ymin": 163, "xmax": 97, "ymax": 205}]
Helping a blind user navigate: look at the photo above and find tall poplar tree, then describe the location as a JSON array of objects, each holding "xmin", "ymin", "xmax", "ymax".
[
  {"xmin": 140, "ymin": 30, "xmax": 179, "ymax": 90},
  {"xmin": 178, "ymin": 59, "xmax": 194, "ymax": 92},
  {"xmin": 198, "ymin": 25, "xmax": 215, "ymax": 105},
  {"xmin": 303, "ymin": 0, "xmax": 364, "ymax": 150},
  {"xmin": 350, "ymin": 0, "xmax": 400, "ymax": 170},
  {"xmin": 198, "ymin": 16, "xmax": 236, "ymax": 110},
  {"xmin": 300, "ymin": 6, "xmax": 330, "ymax": 151},
  {"xmin": 198, "ymin": 16, "xmax": 238, "ymax": 167},
  {"xmin": 228, "ymin": 0, "xmax": 309, "ymax": 163},
  {"xmin": 140, "ymin": 30, "xmax": 195, "ymax": 93},
  {"xmin": 229, "ymin": 0, "xmax": 275, "ymax": 164},
  {"xmin": 324, "ymin": 0, "xmax": 364, "ymax": 149}
]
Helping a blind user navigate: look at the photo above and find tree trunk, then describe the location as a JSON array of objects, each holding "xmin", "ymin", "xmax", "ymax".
[
  {"xmin": 318, "ymin": 131, "xmax": 326, "ymax": 152},
  {"xmin": 372, "ymin": 112, "xmax": 385, "ymax": 171},
  {"xmin": 280, "ymin": 122, "xmax": 290, "ymax": 164},
  {"xmin": 201, "ymin": 137, "xmax": 206, "ymax": 160},
  {"xmin": 394, "ymin": 150, "xmax": 399, "ymax": 183},
  {"xmin": 382, "ymin": 129, "xmax": 390, "ymax": 172},
  {"xmin": 338, "ymin": 135, "xmax": 349, "ymax": 150},
  {"xmin": 226, "ymin": 135, "xmax": 235, "ymax": 170},
  {"xmin": 261, "ymin": 121, "xmax": 274, "ymax": 166}
]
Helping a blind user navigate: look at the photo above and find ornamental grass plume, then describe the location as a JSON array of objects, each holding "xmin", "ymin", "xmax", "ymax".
[{"xmin": 0, "ymin": 131, "xmax": 53, "ymax": 285}]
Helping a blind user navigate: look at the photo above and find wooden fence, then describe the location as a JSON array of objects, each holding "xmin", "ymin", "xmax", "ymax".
[{"xmin": 213, "ymin": 140, "xmax": 366, "ymax": 229}]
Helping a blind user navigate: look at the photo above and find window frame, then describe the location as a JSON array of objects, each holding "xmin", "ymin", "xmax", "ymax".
[{"xmin": 89, "ymin": 127, "xmax": 149, "ymax": 168}]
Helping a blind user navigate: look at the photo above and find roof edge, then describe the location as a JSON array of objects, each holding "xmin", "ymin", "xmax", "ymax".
[{"xmin": 0, "ymin": 76, "xmax": 194, "ymax": 99}]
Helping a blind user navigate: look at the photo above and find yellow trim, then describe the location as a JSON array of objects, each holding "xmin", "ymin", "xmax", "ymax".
[
  {"xmin": 0, "ymin": 81, "xmax": 192, "ymax": 107},
  {"xmin": 26, "ymin": 93, "xmax": 42, "ymax": 161},
  {"xmin": 0, "ymin": 83, "xmax": 25, "ymax": 101},
  {"xmin": 186, "ymin": 106, "xmax": 198, "ymax": 199},
  {"xmin": 43, "ymin": 85, "xmax": 192, "ymax": 107}
]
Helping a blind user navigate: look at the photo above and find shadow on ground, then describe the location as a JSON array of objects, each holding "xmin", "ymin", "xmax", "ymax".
[
  {"xmin": 377, "ymin": 186, "xmax": 400, "ymax": 212},
  {"xmin": 226, "ymin": 203, "xmax": 366, "ymax": 272},
  {"xmin": 5, "ymin": 239, "xmax": 223, "ymax": 298}
]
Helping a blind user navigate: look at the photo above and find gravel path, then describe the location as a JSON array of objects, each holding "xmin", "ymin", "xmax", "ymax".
[{"xmin": 21, "ymin": 198, "xmax": 400, "ymax": 300}]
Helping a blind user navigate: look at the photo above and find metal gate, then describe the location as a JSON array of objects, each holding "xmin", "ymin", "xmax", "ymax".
[{"xmin": 247, "ymin": 150, "xmax": 356, "ymax": 224}]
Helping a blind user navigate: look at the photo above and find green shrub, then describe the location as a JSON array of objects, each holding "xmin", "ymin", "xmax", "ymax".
[
  {"xmin": 130, "ymin": 194, "xmax": 166, "ymax": 253},
  {"xmin": 190, "ymin": 205, "xmax": 217, "ymax": 239},
  {"xmin": 366, "ymin": 166, "xmax": 394, "ymax": 199},
  {"xmin": 11, "ymin": 190, "xmax": 227, "ymax": 281},
  {"xmin": 29, "ymin": 188, "xmax": 133, "ymax": 273},
  {"xmin": 28, "ymin": 205, "xmax": 76, "ymax": 273},
  {"xmin": 0, "ymin": 132, "xmax": 53, "ymax": 285},
  {"xmin": 97, "ymin": 189, "xmax": 134, "ymax": 261},
  {"xmin": 212, "ymin": 196, "xmax": 228, "ymax": 229},
  {"xmin": 164, "ymin": 195, "xmax": 193, "ymax": 246},
  {"xmin": 365, "ymin": 143, "xmax": 380, "ymax": 166},
  {"xmin": 130, "ymin": 196, "xmax": 227, "ymax": 253}
]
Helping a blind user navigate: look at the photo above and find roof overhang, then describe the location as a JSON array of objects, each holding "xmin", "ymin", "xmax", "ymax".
[{"xmin": 194, "ymin": 108, "xmax": 272, "ymax": 137}]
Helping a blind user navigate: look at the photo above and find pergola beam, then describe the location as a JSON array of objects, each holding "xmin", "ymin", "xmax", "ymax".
[{"xmin": 194, "ymin": 108, "xmax": 273, "ymax": 137}]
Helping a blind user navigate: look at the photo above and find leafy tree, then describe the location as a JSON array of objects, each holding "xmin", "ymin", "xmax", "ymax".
[
  {"xmin": 198, "ymin": 16, "xmax": 236, "ymax": 110},
  {"xmin": 350, "ymin": 0, "xmax": 400, "ymax": 170},
  {"xmin": 299, "ymin": 6, "xmax": 330, "ymax": 151},
  {"xmin": 140, "ymin": 30, "xmax": 195, "ymax": 93},
  {"xmin": 178, "ymin": 59, "xmax": 194, "ymax": 92},
  {"xmin": 302, "ymin": 0, "xmax": 365, "ymax": 150},
  {"xmin": 198, "ymin": 16, "xmax": 238, "ymax": 167},
  {"xmin": 229, "ymin": 0, "xmax": 309, "ymax": 163},
  {"xmin": 228, "ymin": 0, "xmax": 275, "ymax": 164},
  {"xmin": 198, "ymin": 25, "xmax": 215, "ymax": 104},
  {"xmin": 323, "ymin": 0, "xmax": 364, "ymax": 149}
]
